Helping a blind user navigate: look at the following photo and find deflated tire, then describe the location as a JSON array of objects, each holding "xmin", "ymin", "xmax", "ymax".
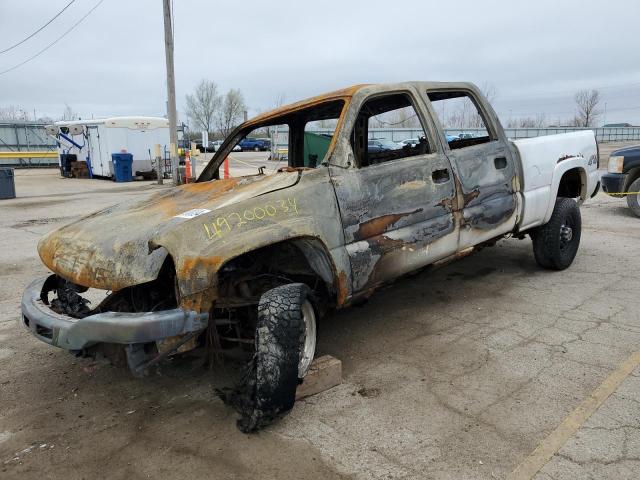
[{"xmin": 223, "ymin": 283, "xmax": 313, "ymax": 433}]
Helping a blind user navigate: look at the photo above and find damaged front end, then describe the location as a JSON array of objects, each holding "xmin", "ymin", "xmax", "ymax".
[{"xmin": 21, "ymin": 265, "xmax": 208, "ymax": 377}]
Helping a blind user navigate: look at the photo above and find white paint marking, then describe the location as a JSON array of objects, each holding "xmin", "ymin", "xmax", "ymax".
[{"xmin": 174, "ymin": 208, "xmax": 211, "ymax": 219}]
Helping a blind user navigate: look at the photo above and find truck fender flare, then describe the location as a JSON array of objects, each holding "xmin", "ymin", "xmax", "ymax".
[{"xmin": 544, "ymin": 160, "xmax": 587, "ymax": 224}]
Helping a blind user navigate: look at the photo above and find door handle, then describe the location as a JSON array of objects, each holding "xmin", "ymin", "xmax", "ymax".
[
  {"xmin": 494, "ymin": 157, "xmax": 507, "ymax": 169},
  {"xmin": 432, "ymin": 168, "xmax": 450, "ymax": 183}
]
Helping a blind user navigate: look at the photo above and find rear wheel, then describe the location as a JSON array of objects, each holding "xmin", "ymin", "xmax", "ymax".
[
  {"xmin": 230, "ymin": 283, "xmax": 316, "ymax": 433},
  {"xmin": 626, "ymin": 177, "xmax": 640, "ymax": 217},
  {"xmin": 531, "ymin": 198, "xmax": 581, "ymax": 270}
]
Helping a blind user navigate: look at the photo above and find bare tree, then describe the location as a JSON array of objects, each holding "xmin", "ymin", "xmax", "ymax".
[
  {"xmin": 480, "ymin": 82, "xmax": 498, "ymax": 104},
  {"xmin": 61, "ymin": 104, "xmax": 77, "ymax": 121},
  {"xmin": 265, "ymin": 93, "xmax": 286, "ymax": 136},
  {"xmin": 469, "ymin": 82, "xmax": 497, "ymax": 128},
  {"xmin": 574, "ymin": 89, "xmax": 601, "ymax": 127},
  {"xmin": 0, "ymin": 105, "xmax": 29, "ymax": 121},
  {"xmin": 507, "ymin": 113, "xmax": 547, "ymax": 128},
  {"xmin": 185, "ymin": 79, "xmax": 221, "ymax": 133},
  {"xmin": 216, "ymin": 89, "xmax": 246, "ymax": 138}
]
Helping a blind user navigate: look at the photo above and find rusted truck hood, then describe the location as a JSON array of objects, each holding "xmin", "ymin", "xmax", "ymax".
[{"xmin": 38, "ymin": 172, "xmax": 301, "ymax": 290}]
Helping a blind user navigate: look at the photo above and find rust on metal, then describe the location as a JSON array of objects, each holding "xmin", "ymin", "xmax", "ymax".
[
  {"xmin": 336, "ymin": 271, "xmax": 349, "ymax": 307},
  {"xmin": 463, "ymin": 189, "xmax": 480, "ymax": 204},
  {"xmin": 244, "ymin": 84, "xmax": 368, "ymax": 128},
  {"xmin": 355, "ymin": 209, "xmax": 422, "ymax": 241}
]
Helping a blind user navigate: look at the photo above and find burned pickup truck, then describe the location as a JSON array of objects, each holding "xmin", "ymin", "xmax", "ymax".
[{"xmin": 22, "ymin": 82, "xmax": 600, "ymax": 431}]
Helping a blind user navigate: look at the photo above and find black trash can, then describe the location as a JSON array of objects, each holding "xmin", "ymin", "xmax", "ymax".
[
  {"xmin": 0, "ymin": 168, "xmax": 16, "ymax": 200},
  {"xmin": 60, "ymin": 153, "xmax": 76, "ymax": 178}
]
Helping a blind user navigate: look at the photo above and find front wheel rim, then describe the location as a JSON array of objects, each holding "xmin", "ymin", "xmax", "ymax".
[{"xmin": 298, "ymin": 300, "xmax": 317, "ymax": 378}]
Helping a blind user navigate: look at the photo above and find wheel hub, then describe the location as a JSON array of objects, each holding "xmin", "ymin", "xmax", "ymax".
[
  {"xmin": 298, "ymin": 300, "xmax": 317, "ymax": 378},
  {"xmin": 560, "ymin": 224, "xmax": 573, "ymax": 243}
]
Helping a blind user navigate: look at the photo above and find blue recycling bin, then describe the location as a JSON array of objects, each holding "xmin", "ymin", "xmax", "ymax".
[{"xmin": 111, "ymin": 153, "xmax": 133, "ymax": 182}]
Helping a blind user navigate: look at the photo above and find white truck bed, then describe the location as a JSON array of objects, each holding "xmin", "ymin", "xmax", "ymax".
[{"xmin": 512, "ymin": 131, "xmax": 599, "ymax": 231}]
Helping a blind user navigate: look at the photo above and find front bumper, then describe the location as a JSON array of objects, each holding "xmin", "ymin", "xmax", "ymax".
[
  {"xmin": 601, "ymin": 172, "xmax": 628, "ymax": 196},
  {"xmin": 21, "ymin": 276, "xmax": 208, "ymax": 351}
]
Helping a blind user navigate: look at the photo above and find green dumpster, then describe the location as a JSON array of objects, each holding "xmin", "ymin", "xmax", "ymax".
[{"xmin": 303, "ymin": 132, "xmax": 332, "ymax": 167}]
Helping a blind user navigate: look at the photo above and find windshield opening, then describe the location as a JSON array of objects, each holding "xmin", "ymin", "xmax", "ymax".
[{"xmin": 198, "ymin": 99, "xmax": 346, "ymax": 181}]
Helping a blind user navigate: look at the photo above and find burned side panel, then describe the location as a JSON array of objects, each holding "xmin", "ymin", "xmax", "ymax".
[
  {"xmin": 329, "ymin": 151, "xmax": 459, "ymax": 295},
  {"xmin": 445, "ymin": 140, "xmax": 520, "ymax": 247},
  {"xmin": 347, "ymin": 214, "xmax": 456, "ymax": 291}
]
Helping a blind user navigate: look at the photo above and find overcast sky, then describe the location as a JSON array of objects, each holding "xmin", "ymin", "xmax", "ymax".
[{"xmin": 1, "ymin": 0, "xmax": 639, "ymax": 126}]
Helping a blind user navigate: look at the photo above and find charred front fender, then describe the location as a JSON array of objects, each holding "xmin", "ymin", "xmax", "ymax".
[
  {"xmin": 35, "ymin": 172, "xmax": 303, "ymax": 292},
  {"xmin": 150, "ymin": 170, "xmax": 352, "ymax": 312}
]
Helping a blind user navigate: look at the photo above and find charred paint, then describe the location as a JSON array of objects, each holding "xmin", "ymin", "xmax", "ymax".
[
  {"xmin": 355, "ymin": 209, "xmax": 422, "ymax": 241},
  {"xmin": 336, "ymin": 271, "xmax": 349, "ymax": 307},
  {"xmin": 464, "ymin": 189, "xmax": 480, "ymax": 204},
  {"xmin": 244, "ymin": 84, "xmax": 367, "ymax": 128},
  {"xmin": 462, "ymin": 194, "xmax": 517, "ymax": 230}
]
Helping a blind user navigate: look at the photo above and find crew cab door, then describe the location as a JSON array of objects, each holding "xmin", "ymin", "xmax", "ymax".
[
  {"xmin": 330, "ymin": 90, "xmax": 459, "ymax": 294},
  {"xmin": 424, "ymin": 89, "xmax": 519, "ymax": 249}
]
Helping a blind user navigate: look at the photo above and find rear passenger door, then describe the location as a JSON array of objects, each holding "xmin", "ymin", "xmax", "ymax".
[{"xmin": 425, "ymin": 89, "xmax": 519, "ymax": 249}]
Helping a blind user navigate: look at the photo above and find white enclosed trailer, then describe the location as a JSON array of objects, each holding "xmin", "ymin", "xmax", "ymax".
[{"xmin": 47, "ymin": 116, "xmax": 169, "ymax": 178}]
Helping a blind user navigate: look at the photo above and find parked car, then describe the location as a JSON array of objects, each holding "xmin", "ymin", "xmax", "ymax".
[
  {"xmin": 210, "ymin": 140, "xmax": 241, "ymax": 152},
  {"xmin": 601, "ymin": 145, "xmax": 640, "ymax": 217},
  {"xmin": 398, "ymin": 138, "xmax": 419, "ymax": 147},
  {"xmin": 238, "ymin": 137, "xmax": 271, "ymax": 151},
  {"xmin": 22, "ymin": 82, "xmax": 600, "ymax": 433},
  {"xmin": 368, "ymin": 138, "xmax": 402, "ymax": 153}
]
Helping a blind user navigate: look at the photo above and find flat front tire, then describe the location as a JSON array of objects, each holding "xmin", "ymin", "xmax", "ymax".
[
  {"xmin": 231, "ymin": 283, "xmax": 316, "ymax": 433},
  {"xmin": 531, "ymin": 197, "xmax": 581, "ymax": 270}
]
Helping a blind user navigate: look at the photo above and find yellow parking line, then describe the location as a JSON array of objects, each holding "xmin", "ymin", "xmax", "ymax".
[{"xmin": 507, "ymin": 351, "xmax": 640, "ymax": 480}]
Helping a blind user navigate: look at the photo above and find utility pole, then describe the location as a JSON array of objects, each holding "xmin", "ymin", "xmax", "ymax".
[{"xmin": 162, "ymin": 0, "xmax": 179, "ymax": 185}]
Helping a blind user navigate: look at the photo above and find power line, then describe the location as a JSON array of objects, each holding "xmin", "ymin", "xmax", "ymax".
[
  {"xmin": 0, "ymin": 0, "xmax": 76, "ymax": 55},
  {"xmin": 0, "ymin": 0, "xmax": 103, "ymax": 76}
]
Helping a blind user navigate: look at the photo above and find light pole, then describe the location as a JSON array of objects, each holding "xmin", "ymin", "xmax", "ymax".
[{"xmin": 162, "ymin": 0, "xmax": 179, "ymax": 185}]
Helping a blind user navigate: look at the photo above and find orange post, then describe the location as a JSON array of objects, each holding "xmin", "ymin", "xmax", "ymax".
[
  {"xmin": 224, "ymin": 156, "xmax": 229, "ymax": 179},
  {"xmin": 184, "ymin": 150, "xmax": 191, "ymax": 183}
]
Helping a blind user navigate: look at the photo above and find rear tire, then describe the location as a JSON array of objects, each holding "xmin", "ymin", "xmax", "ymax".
[
  {"xmin": 626, "ymin": 178, "xmax": 640, "ymax": 218},
  {"xmin": 531, "ymin": 198, "xmax": 581, "ymax": 270},
  {"xmin": 231, "ymin": 283, "xmax": 316, "ymax": 433}
]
